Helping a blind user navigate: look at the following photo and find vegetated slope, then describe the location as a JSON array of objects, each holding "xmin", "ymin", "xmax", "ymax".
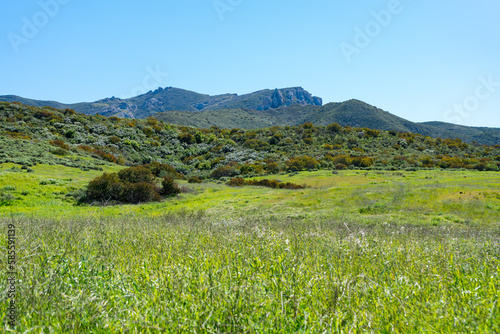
[
  {"xmin": 422, "ymin": 121, "xmax": 500, "ymax": 146},
  {"xmin": 155, "ymin": 100, "xmax": 500, "ymax": 145},
  {"xmin": 3, "ymin": 89, "xmax": 500, "ymax": 145},
  {"xmin": 1, "ymin": 102, "xmax": 499, "ymax": 178},
  {"xmin": 0, "ymin": 87, "xmax": 322, "ymax": 119}
]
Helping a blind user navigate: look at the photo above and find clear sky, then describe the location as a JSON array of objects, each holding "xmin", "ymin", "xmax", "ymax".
[{"xmin": 1, "ymin": 0, "xmax": 499, "ymax": 127}]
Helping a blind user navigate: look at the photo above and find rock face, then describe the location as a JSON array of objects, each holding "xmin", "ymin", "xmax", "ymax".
[
  {"xmin": 261, "ymin": 96, "xmax": 272, "ymax": 110},
  {"xmin": 271, "ymin": 89, "xmax": 284, "ymax": 108},
  {"xmin": 259, "ymin": 87, "xmax": 323, "ymax": 111},
  {"xmin": 313, "ymin": 96, "xmax": 323, "ymax": 106},
  {"xmin": 141, "ymin": 98, "xmax": 163, "ymax": 111}
]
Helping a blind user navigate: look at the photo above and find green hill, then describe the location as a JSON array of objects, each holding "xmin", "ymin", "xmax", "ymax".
[
  {"xmin": 155, "ymin": 100, "xmax": 500, "ymax": 145},
  {"xmin": 1, "ymin": 102, "xmax": 499, "ymax": 179}
]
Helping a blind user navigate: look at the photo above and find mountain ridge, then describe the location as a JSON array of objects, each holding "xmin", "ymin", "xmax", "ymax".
[
  {"xmin": 0, "ymin": 86, "xmax": 323, "ymax": 119},
  {"xmin": 2, "ymin": 88, "xmax": 500, "ymax": 145}
]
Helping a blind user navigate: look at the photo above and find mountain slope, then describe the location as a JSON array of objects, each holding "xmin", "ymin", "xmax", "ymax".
[
  {"xmin": 2, "ymin": 89, "xmax": 500, "ymax": 145},
  {"xmin": 154, "ymin": 100, "xmax": 500, "ymax": 145},
  {"xmin": 0, "ymin": 87, "xmax": 322, "ymax": 119}
]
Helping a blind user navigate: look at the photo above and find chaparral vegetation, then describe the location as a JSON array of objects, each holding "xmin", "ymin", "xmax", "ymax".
[{"xmin": 0, "ymin": 102, "xmax": 499, "ymax": 332}]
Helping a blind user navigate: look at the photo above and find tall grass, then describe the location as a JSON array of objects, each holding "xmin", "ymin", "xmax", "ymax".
[{"xmin": 1, "ymin": 213, "xmax": 499, "ymax": 332}]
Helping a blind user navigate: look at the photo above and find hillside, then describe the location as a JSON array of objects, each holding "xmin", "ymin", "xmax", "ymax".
[
  {"xmin": 3, "ymin": 89, "xmax": 500, "ymax": 145},
  {"xmin": 155, "ymin": 100, "xmax": 500, "ymax": 145},
  {"xmin": 422, "ymin": 121, "xmax": 500, "ymax": 146},
  {"xmin": 1, "ymin": 102, "xmax": 499, "ymax": 179}
]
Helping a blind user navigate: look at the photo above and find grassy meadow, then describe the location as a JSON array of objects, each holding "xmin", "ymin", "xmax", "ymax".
[{"xmin": 1, "ymin": 163, "xmax": 500, "ymax": 332}]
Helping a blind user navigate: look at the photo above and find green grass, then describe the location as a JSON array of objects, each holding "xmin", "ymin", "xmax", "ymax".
[
  {"xmin": 1, "ymin": 164, "xmax": 499, "ymax": 226},
  {"xmin": 1, "ymin": 164, "xmax": 499, "ymax": 332},
  {"xmin": 0, "ymin": 215, "xmax": 499, "ymax": 332}
]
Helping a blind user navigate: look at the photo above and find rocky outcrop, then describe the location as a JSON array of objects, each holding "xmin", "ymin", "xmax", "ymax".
[
  {"xmin": 258, "ymin": 87, "xmax": 323, "ymax": 111},
  {"xmin": 313, "ymin": 96, "xmax": 323, "ymax": 106},
  {"xmin": 141, "ymin": 98, "xmax": 163, "ymax": 111},
  {"xmin": 261, "ymin": 96, "xmax": 272, "ymax": 110},
  {"xmin": 271, "ymin": 89, "xmax": 284, "ymax": 108}
]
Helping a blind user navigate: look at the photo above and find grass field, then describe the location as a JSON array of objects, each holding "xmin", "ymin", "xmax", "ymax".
[{"xmin": 1, "ymin": 164, "xmax": 500, "ymax": 332}]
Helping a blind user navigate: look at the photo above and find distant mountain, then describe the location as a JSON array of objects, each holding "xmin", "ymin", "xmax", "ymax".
[
  {"xmin": 0, "ymin": 87, "xmax": 322, "ymax": 119},
  {"xmin": 2, "ymin": 89, "xmax": 500, "ymax": 145}
]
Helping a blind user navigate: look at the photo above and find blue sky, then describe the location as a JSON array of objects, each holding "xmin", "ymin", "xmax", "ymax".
[{"xmin": 1, "ymin": 0, "xmax": 499, "ymax": 127}]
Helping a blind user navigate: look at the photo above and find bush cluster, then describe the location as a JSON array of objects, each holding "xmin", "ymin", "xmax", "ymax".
[
  {"xmin": 85, "ymin": 166, "xmax": 180, "ymax": 204},
  {"xmin": 227, "ymin": 177, "xmax": 305, "ymax": 189}
]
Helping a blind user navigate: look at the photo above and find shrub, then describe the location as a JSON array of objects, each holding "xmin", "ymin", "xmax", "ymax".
[
  {"xmin": 92, "ymin": 149, "xmax": 117, "ymax": 163},
  {"xmin": 351, "ymin": 156, "xmax": 375, "ymax": 168},
  {"xmin": 160, "ymin": 177, "xmax": 181, "ymax": 197},
  {"xmin": 303, "ymin": 137, "xmax": 314, "ymax": 145},
  {"xmin": 179, "ymin": 133, "xmax": 195, "ymax": 144},
  {"xmin": 332, "ymin": 155, "xmax": 351, "ymax": 165},
  {"xmin": 144, "ymin": 162, "xmax": 183, "ymax": 179},
  {"xmin": 78, "ymin": 145, "xmax": 93, "ymax": 152},
  {"xmin": 335, "ymin": 163, "xmax": 348, "ymax": 170},
  {"xmin": 65, "ymin": 130, "xmax": 76, "ymax": 138},
  {"xmin": 210, "ymin": 165, "xmax": 239, "ymax": 179},
  {"xmin": 109, "ymin": 135, "xmax": 121, "ymax": 144},
  {"xmin": 266, "ymin": 162, "xmax": 280, "ymax": 173},
  {"xmin": 51, "ymin": 148, "xmax": 69, "ymax": 156},
  {"xmin": 118, "ymin": 166, "xmax": 155, "ymax": 184},
  {"xmin": 120, "ymin": 182, "xmax": 161, "ymax": 204},
  {"xmin": 142, "ymin": 127, "xmax": 154, "ymax": 137},
  {"xmin": 86, "ymin": 172, "xmax": 123, "ymax": 202},
  {"xmin": 227, "ymin": 177, "xmax": 245, "ymax": 187},
  {"xmin": 0, "ymin": 193, "xmax": 15, "ymax": 206},
  {"xmin": 188, "ymin": 176, "xmax": 203, "ymax": 184},
  {"xmin": 246, "ymin": 179, "xmax": 305, "ymax": 190},
  {"xmin": 50, "ymin": 139, "xmax": 69, "ymax": 150},
  {"xmin": 327, "ymin": 123, "xmax": 342, "ymax": 133},
  {"xmin": 285, "ymin": 156, "xmax": 319, "ymax": 171}
]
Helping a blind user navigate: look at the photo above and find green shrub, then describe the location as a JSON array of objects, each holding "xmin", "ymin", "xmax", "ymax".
[
  {"xmin": 335, "ymin": 163, "xmax": 348, "ymax": 170},
  {"xmin": 0, "ymin": 192, "xmax": 15, "ymax": 206},
  {"xmin": 51, "ymin": 148, "xmax": 69, "ymax": 156},
  {"xmin": 49, "ymin": 139, "xmax": 69, "ymax": 150},
  {"xmin": 327, "ymin": 123, "xmax": 342, "ymax": 133},
  {"xmin": 118, "ymin": 166, "xmax": 155, "ymax": 184},
  {"xmin": 210, "ymin": 165, "xmax": 239, "ymax": 179},
  {"xmin": 144, "ymin": 162, "xmax": 183, "ymax": 179},
  {"xmin": 120, "ymin": 182, "xmax": 161, "ymax": 204},
  {"xmin": 188, "ymin": 176, "xmax": 203, "ymax": 184},
  {"xmin": 160, "ymin": 177, "xmax": 181, "ymax": 197},
  {"xmin": 86, "ymin": 172, "xmax": 123, "ymax": 202},
  {"xmin": 179, "ymin": 133, "xmax": 195, "ymax": 144},
  {"xmin": 227, "ymin": 177, "xmax": 245, "ymax": 187}
]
